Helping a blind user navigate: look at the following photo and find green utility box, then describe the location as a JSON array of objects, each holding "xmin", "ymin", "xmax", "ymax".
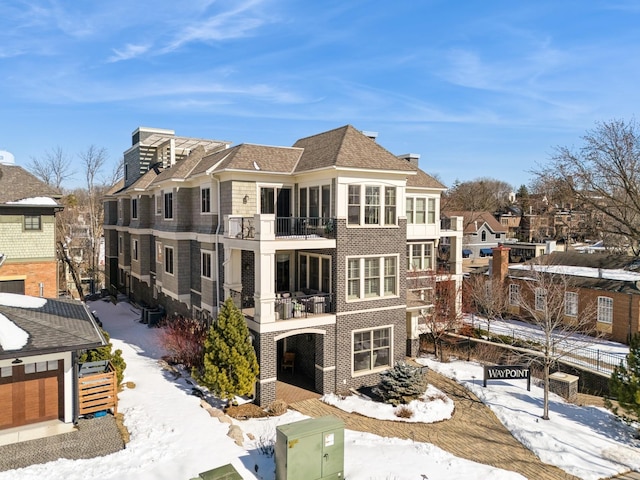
[
  {"xmin": 275, "ymin": 416, "xmax": 345, "ymax": 480},
  {"xmin": 189, "ymin": 463, "xmax": 242, "ymax": 480}
]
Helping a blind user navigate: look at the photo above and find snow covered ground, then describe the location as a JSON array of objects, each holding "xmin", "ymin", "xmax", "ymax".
[{"xmin": 0, "ymin": 299, "xmax": 638, "ymax": 480}]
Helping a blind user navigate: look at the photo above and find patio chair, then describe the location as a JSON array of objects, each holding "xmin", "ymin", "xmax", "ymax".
[{"xmin": 282, "ymin": 352, "xmax": 295, "ymax": 374}]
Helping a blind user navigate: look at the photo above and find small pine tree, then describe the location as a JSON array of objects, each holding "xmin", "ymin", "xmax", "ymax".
[
  {"xmin": 195, "ymin": 298, "xmax": 259, "ymax": 402},
  {"xmin": 606, "ymin": 333, "xmax": 640, "ymax": 426},
  {"xmin": 79, "ymin": 329, "xmax": 127, "ymax": 385},
  {"xmin": 373, "ymin": 362, "xmax": 428, "ymax": 406}
]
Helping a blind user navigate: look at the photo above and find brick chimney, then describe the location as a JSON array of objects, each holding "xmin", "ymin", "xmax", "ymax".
[{"xmin": 492, "ymin": 245, "xmax": 510, "ymax": 282}]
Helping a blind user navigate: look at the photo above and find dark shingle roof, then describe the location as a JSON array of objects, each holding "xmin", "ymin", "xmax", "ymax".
[
  {"xmin": 292, "ymin": 125, "xmax": 417, "ymax": 173},
  {"xmin": 0, "ymin": 297, "xmax": 105, "ymax": 359},
  {"xmin": 0, "ymin": 165, "xmax": 62, "ymax": 204}
]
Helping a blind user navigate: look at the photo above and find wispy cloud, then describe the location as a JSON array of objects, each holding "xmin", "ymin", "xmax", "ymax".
[
  {"xmin": 162, "ymin": 0, "xmax": 270, "ymax": 52},
  {"xmin": 108, "ymin": 44, "xmax": 150, "ymax": 63}
]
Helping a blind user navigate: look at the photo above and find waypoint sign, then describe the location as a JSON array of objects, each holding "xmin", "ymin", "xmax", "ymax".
[{"xmin": 483, "ymin": 365, "xmax": 531, "ymax": 391}]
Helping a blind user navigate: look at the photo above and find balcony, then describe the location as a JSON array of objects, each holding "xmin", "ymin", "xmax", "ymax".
[
  {"xmin": 274, "ymin": 292, "xmax": 335, "ymax": 320},
  {"xmin": 231, "ymin": 289, "xmax": 335, "ymax": 322},
  {"xmin": 225, "ymin": 215, "xmax": 336, "ymax": 241}
]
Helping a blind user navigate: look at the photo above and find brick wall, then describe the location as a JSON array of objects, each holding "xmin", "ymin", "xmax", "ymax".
[
  {"xmin": 0, "ymin": 260, "xmax": 57, "ymax": 297},
  {"xmin": 508, "ymin": 277, "xmax": 640, "ymax": 344}
]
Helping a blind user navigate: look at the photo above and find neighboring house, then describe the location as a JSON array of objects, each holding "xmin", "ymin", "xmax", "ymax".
[
  {"xmin": 0, "ymin": 293, "xmax": 106, "ymax": 432},
  {"xmin": 441, "ymin": 211, "xmax": 507, "ymax": 259},
  {"xmin": 500, "ymin": 240, "xmax": 557, "ymax": 264},
  {"xmin": 104, "ymin": 125, "xmax": 463, "ymax": 406},
  {"xmin": 490, "ymin": 248, "xmax": 640, "ymax": 344},
  {"xmin": 0, "ymin": 152, "xmax": 63, "ymax": 297}
]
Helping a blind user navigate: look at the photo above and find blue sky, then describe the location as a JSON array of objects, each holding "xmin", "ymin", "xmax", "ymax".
[{"xmin": 1, "ymin": 1, "xmax": 640, "ymax": 190}]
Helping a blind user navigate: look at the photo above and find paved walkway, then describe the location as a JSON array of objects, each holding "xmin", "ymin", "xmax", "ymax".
[
  {"xmin": 0, "ymin": 415, "xmax": 124, "ymax": 472},
  {"xmin": 290, "ymin": 370, "xmax": 581, "ymax": 480}
]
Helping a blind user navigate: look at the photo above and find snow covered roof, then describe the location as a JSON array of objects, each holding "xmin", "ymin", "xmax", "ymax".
[{"xmin": 0, "ymin": 293, "xmax": 105, "ymax": 359}]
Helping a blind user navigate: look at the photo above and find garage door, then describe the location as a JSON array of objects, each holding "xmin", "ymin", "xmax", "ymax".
[
  {"xmin": 0, "ymin": 361, "xmax": 63, "ymax": 430},
  {"xmin": 0, "ymin": 279, "xmax": 25, "ymax": 294}
]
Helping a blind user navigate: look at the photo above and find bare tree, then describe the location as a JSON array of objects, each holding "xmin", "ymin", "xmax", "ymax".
[
  {"xmin": 79, "ymin": 145, "xmax": 110, "ymax": 294},
  {"xmin": 535, "ymin": 118, "xmax": 640, "ymax": 254},
  {"xmin": 410, "ymin": 270, "xmax": 463, "ymax": 358},
  {"xmin": 514, "ymin": 260, "xmax": 598, "ymax": 420},
  {"xmin": 465, "ymin": 272, "xmax": 510, "ymax": 335},
  {"xmin": 27, "ymin": 146, "xmax": 75, "ymax": 189},
  {"xmin": 444, "ymin": 177, "xmax": 514, "ymax": 212}
]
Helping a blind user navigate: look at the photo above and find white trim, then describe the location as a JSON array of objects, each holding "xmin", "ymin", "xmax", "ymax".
[
  {"xmin": 315, "ymin": 364, "xmax": 335, "ymax": 372},
  {"xmin": 336, "ymin": 305, "xmax": 406, "ymax": 317},
  {"xmin": 247, "ymin": 316, "xmax": 335, "ymax": 334},
  {"xmin": 273, "ymin": 328, "xmax": 327, "ymax": 341},
  {"xmin": 351, "ymin": 324, "xmax": 394, "ymax": 377},
  {"xmin": 259, "ymin": 377, "xmax": 277, "ymax": 384}
]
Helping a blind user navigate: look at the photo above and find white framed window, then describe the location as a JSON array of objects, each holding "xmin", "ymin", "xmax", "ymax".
[
  {"xmin": 201, "ymin": 187, "xmax": 211, "ymax": 214},
  {"xmin": 155, "ymin": 195, "xmax": 162, "ymax": 215},
  {"xmin": 597, "ymin": 296, "xmax": 613, "ymax": 324},
  {"xmin": 481, "ymin": 231, "xmax": 487, "ymax": 242},
  {"xmin": 164, "ymin": 246, "xmax": 174, "ymax": 275},
  {"xmin": 347, "ymin": 255, "xmax": 398, "ymax": 300},
  {"xmin": 164, "ymin": 192, "xmax": 173, "ymax": 219},
  {"xmin": 406, "ymin": 198, "xmax": 414, "ymax": 224},
  {"xmin": 118, "ymin": 235, "xmax": 123, "ymax": 254},
  {"xmin": 348, "ymin": 185, "xmax": 397, "ymax": 226},
  {"xmin": 353, "ymin": 326, "xmax": 392, "ymax": 373},
  {"xmin": 201, "ymin": 251, "xmax": 212, "ymax": 279},
  {"xmin": 260, "ymin": 187, "xmax": 275, "ymax": 214},
  {"xmin": 509, "ymin": 284, "xmax": 520, "ymax": 306},
  {"xmin": 298, "ymin": 253, "xmax": 331, "ymax": 292},
  {"xmin": 415, "ymin": 198, "xmax": 426, "ymax": 224},
  {"xmin": 347, "ymin": 258, "xmax": 360, "ymax": 299},
  {"xmin": 156, "ymin": 242, "xmax": 163, "ymax": 264},
  {"xmin": 365, "ymin": 186, "xmax": 380, "ymax": 224},
  {"xmin": 131, "ymin": 198, "xmax": 138, "ymax": 219},
  {"xmin": 348, "ymin": 185, "xmax": 360, "ymax": 224},
  {"xmin": 132, "ymin": 239, "xmax": 138, "ymax": 261},
  {"xmin": 427, "ymin": 198, "xmax": 436, "ymax": 224},
  {"xmin": 565, "ymin": 291, "xmax": 578, "ymax": 317},
  {"xmin": 118, "ymin": 199, "xmax": 123, "ymax": 220},
  {"xmin": 407, "ymin": 243, "xmax": 433, "ymax": 271},
  {"xmin": 535, "ymin": 287, "xmax": 546, "ymax": 311}
]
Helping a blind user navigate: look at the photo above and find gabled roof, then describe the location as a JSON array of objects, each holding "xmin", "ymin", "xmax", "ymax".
[
  {"xmin": 0, "ymin": 295, "xmax": 105, "ymax": 360},
  {"xmin": 153, "ymin": 145, "xmax": 209, "ymax": 183},
  {"xmin": 442, "ymin": 211, "xmax": 507, "ymax": 235},
  {"xmin": 0, "ymin": 165, "xmax": 62, "ymax": 204},
  {"xmin": 292, "ymin": 125, "xmax": 417, "ymax": 173},
  {"xmin": 199, "ymin": 143, "xmax": 303, "ymax": 174},
  {"xmin": 124, "ymin": 163, "xmax": 162, "ymax": 192}
]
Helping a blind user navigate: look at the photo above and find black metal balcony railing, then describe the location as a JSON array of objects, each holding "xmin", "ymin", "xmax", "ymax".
[
  {"xmin": 274, "ymin": 292, "xmax": 335, "ymax": 320},
  {"xmin": 275, "ymin": 217, "xmax": 336, "ymax": 239}
]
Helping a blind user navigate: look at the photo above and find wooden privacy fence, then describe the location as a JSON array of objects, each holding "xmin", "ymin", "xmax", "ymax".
[{"xmin": 78, "ymin": 360, "xmax": 118, "ymax": 416}]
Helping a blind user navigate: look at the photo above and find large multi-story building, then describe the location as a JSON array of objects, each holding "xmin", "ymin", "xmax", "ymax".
[
  {"xmin": 0, "ymin": 151, "xmax": 62, "ymax": 297},
  {"xmin": 104, "ymin": 126, "xmax": 463, "ymax": 405}
]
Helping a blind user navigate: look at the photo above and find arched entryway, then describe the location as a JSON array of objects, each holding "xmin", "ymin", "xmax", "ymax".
[{"xmin": 274, "ymin": 329, "xmax": 324, "ymax": 403}]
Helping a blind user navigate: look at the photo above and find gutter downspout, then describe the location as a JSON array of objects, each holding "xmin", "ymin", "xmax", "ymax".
[
  {"xmin": 214, "ymin": 175, "xmax": 221, "ymax": 316},
  {"xmin": 72, "ymin": 351, "xmax": 79, "ymax": 425}
]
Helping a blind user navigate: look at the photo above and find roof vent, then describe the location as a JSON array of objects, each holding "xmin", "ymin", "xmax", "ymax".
[
  {"xmin": 0, "ymin": 150, "xmax": 15, "ymax": 165},
  {"xmin": 361, "ymin": 130, "xmax": 378, "ymax": 141}
]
